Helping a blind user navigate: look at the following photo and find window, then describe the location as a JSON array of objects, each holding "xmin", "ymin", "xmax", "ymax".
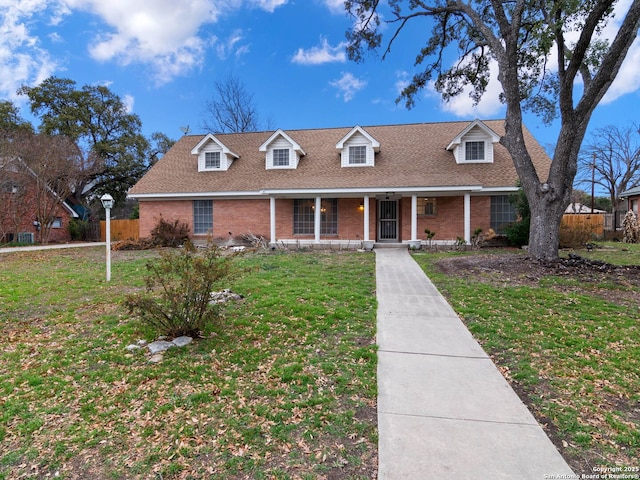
[
  {"xmin": 51, "ymin": 217, "xmax": 63, "ymax": 228},
  {"xmin": 293, "ymin": 199, "xmax": 338, "ymax": 235},
  {"xmin": 417, "ymin": 198, "xmax": 437, "ymax": 216},
  {"xmin": 490, "ymin": 195, "xmax": 516, "ymax": 234},
  {"xmin": 272, "ymin": 148, "xmax": 290, "ymax": 167},
  {"xmin": 465, "ymin": 141, "xmax": 485, "ymax": 161},
  {"xmin": 349, "ymin": 145, "xmax": 367, "ymax": 164},
  {"xmin": 193, "ymin": 200, "xmax": 213, "ymax": 234},
  {"xmin": 205, "ymin": 152, "xmax": 221, "ymax": 169}
]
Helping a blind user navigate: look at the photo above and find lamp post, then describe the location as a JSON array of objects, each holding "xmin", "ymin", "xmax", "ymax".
[{"xmin": 100, "ymin": 194, "xmax": 114, "ymax": 282}]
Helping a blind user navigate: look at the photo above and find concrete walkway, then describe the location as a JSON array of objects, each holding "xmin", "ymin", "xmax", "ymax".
[
  {"xmin": 0, "ymin": 242, "xmax": 104, "ymax": 254},
  {"xmin": 375, "ymin": 248, "xmax": 575, "ymax": 480}
]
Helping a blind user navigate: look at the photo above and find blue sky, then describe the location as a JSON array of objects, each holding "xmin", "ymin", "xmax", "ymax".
[{"xmin": 2, "ymin": 0, "xmax": 640, "ymax": 155}]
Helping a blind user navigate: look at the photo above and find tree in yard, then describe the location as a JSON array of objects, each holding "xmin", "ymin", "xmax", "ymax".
[
  {"xmin": 577, "ymin": 124, "xmax": 640, "ymax": 227},
  {"xmin": 345, "ymin": 0, "xmax": 640, "ymax": 260},
  {"xmin": 17, "ymin": 77, "xmax": 172, "ymax": 207},
  {"xmin": 7, "ymin": 131, "xmax": 85, "ymax": 244},
  {"xmin": 201, "ymin": 74, "xmax": 262, "ymax": 133}
]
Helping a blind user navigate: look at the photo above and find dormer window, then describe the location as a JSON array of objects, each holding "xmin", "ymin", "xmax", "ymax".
[
  {"xmin": 191, "ymin": 134, "xmax": 239, "ymax": 172},
  {"xmin": 260, "ymin": 129, "xmax": 305, "ymax": 170},
  {"xmin": 446, "ymin": 119, "xmax": 500, "ymax": 164},
  {"xmin": 205, "ymin": 152, "xmax": 221, "ymax": 169},
  {"xmin": 273, "ymin": 148, "xmax": 290, "ymax": 167},
  {"xmin": 349, "ymin": 145, "xmax": 367, "ymax": 165},
  {"xmin": 465, "ymin": 141, "xmax": 485, "ymax": 161},
  {"xmin": 336, "ymin": 126, "xmax": 380, "ymax": 168}
]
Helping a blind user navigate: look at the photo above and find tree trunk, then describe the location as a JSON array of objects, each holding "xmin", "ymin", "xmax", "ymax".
[{"xmin": 527, "ymin": 195, "xmax": 567, "ymax": 261}]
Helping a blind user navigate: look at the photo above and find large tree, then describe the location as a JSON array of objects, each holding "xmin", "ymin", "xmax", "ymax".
[
  {"xmin": 577, "ymin": 124, "xmax": 640, "ymax": 226},
  {"xmin": 346, "ymin": 0, "xmax": 640, "ymax": 260},
  {"xmin": 18, "ymin": 77, "xmax": 153, "ymax": 206}
]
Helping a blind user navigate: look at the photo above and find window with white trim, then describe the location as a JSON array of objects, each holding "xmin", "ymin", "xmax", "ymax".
[
  {"xmin": 205, "ymin": 152, "xmax": 221, "ymax": 169},
  {"xmin": 51, "ymin": 217, "xmax": 63, "ymax": 228},
  {"xmin": 465, "ymin": 141, "xmax": 485, "ymax": 161},
  {"xmin": 349, "ymin": 145, "xmax": 367, "ymax": 165},
  {"xmin": 193, "ymin": 200, "xmax": 213, "ymax": 234},
  {"xmin": 490, "ymin": 195, "xmax": 516, "ymax": 234},
  {"xmin": 272, "ymin": 148, "xmax": 290, "ymax": 167}
]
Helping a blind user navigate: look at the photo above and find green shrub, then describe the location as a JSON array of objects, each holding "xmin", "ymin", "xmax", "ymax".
[
  {"xmin": 68, "ymin": 219, "xmax": 90, "ymax": 241},
  {"xmin": 124, "ymin": 243, "xmax": 242, "ymax": 337},
  {"xmin": 504, "ymin": 218, "xmax": 530, "ymax": 247}
]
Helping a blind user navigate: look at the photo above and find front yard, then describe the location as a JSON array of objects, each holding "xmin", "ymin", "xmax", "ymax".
[
  {"xmin": 0, "ymin": 248, "xmax": 378, "ymax": 479},
  {"xmin": 413, "ymin": 242, "xmax": 640, "ymax": 475},
  {"xmin": 1, "ymin": 242, "xmax": 638, "ymax": 478}
]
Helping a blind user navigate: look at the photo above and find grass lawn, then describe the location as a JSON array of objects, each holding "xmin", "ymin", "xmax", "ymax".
[
  {"xmin": 412, "ymin": 242, "xmax": 640, "ymax": 474},
  {"xmin": 0, "ymin": 248, "xmax": 378, "ymax": 479}
]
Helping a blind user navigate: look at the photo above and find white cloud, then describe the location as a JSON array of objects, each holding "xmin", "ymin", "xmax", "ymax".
[
  {"xmin": 429, "ymin": 60, "xmax": 504, "ymax": 118},
  {"xmin": 0, "ymin": 1, "xmax": 58, "ymax": 100},
  {"xmin": 122, "ymin": 94, "xmax": 135, "ymax": 113},
  {"xmin": 394, "ymin": 70, "xmax": 410, "ymax": 95},
  {"xmin": 323, "ymin": 0, "xmax": 346, "ymax": 15},
  {"xmin": 330, "ymin": 72, "xmax": 367, "ymax": 101},
  {"xmin": 57, "ymin": 0, "xmax": 271, "ymax": 84},
  {"xmin": 292, "ymin": 37, "xmax": 346, "ymax": 65},
  {"xmin": 249, "ymin": 0, "xmax": 288, "ymax": 13}
]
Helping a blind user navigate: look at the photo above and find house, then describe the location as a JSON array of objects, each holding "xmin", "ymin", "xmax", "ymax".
[
  {"xmin": 128, "ymin": 119, "xmax": 552, "ymax": 247},
  {"xmin": 565, "ymin": 203, "xmax": 606, "ymax": 214},
  {"xmin": 0, "ymin": 158, "xmax": 77, "ymax": 244},
  {"xmin": 620, "ymin": 186, "xmax": 640, "ymax": 217}
]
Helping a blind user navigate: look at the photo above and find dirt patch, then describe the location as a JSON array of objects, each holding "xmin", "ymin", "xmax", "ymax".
[{"xmin": 437, "ymin": 253, "xmax": 640, "ymax": 307}]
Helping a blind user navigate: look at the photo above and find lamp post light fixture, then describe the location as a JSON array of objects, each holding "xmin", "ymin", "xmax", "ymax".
[{"xmin": 100, "ymin": 193, "xmax": 114, "ymax": 282}]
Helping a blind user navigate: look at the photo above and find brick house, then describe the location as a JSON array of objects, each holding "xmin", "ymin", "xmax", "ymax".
[
  {"xmin": 128, "ymin": 119, "xmax": 551, "ymax": 247},
  {"xmin": 0, "ymin": 159, "xmax": 77, "ymax": 244},
  {"xmin": 620, "ymin": 186, "xmax": 640, "ymax": 217}
]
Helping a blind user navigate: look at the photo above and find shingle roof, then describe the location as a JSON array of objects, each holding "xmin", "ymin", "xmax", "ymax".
[{"xmin": 128, "ymin": 120, "xmax": 551, "ymax": 197}]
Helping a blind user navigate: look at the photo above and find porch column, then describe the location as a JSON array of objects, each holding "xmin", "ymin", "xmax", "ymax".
[
  {"xmin": 411, "ymin": 195, "xmax": 418, "ymax": 241},
  {"xmin": 363, "ymin": 195, "xmax": 370, "ymax": 241},
  {"xmin": 314, "ymin": 196, "xmax": 321, "ymax": 244},
  {"xmin": 269, "ymin": 197, "xmax": 276, "ymax": 245},
  {"xmin": 464, "ymin": 193, "xmax": 471, "ymax": 244}
]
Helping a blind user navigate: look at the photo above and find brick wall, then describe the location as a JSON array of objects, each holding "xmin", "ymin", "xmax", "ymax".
[
  {"xmin": 139, "ymin": 200, "xmax": 192, "ymax": 238},
  {"xmin": 139, "ymin": 195, "xmax": 493, "ymax": 243}
]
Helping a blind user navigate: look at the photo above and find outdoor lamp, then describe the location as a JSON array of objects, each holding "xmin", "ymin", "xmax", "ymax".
[
  {"xmin": 100, "ymin": 193, "xmax": 114, "ymax": 210},
  {"xmin": 100, "ymin": 193, "xmax": 114, "ymax": 281}
]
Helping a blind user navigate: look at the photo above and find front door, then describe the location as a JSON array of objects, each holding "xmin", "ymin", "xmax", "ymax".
[{"xmin": 378, "ymin": 200, "xmax": 398, "ymax": 241}]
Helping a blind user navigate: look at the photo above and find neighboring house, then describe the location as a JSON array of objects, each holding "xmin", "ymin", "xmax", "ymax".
[
  {"xmin": 128, "ymin": 119, "xmax": 552, "ymax": 246},
  {"xmin": 620, "ymin": 186, "xmax": 640, "ymax": 216},
  {"xmin": 565, "ymin": 203, "xmax": 606, "ymax": 214},
  {"xmin": 0, "ymin": 159, "xmax": 77, "ymax": 244}
]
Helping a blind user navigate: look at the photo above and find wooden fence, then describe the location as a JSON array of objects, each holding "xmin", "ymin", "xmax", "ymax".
[
  {"xmin": 100, "ymin": 219, "xmax": 139, "ymax": 241},
  {"xmin": 561, "ymin": 213, "xmax": 605, "ymax": 236}
]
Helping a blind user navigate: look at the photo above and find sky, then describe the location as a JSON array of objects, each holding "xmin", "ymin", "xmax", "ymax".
[{"xmin": 2, "ymin": 0, "xmax": 640, "ymax": 158}]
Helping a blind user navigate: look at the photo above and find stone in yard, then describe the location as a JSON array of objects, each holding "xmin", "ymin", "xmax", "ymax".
[
  {"xmin": 149, "ymin": 353, "xmax": 164, "ymax": 363},
  {"xmin": 125, "ymin": 344, "xmax": 141, "ymax": 351},
  {"xmin": 147, "ymin": 340, "xmax": 175, "ymax": 354},
  {"xmin": 172, "ymin": 336, "xmax": 193, "ymax": 347}
]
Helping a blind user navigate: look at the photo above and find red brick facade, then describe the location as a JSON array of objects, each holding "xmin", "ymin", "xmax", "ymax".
[{"xmin": 138, "ymin": 195, "xmax": 495, "ymax": 243}]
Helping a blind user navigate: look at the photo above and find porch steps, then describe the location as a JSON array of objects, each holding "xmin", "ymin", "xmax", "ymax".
[{"xmin": 374, "ymin": 243, "xmax": 409, "ymax": 249}]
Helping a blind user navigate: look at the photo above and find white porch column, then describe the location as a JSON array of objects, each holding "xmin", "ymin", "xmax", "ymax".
[
  {"xmin": 411, "ymin": 195, "xmax": 418, "ymax": 241},
  {"xmin": 363, "ymin": 195, "xmax": 370, "ymax": 241},
  {"xmin": 269, "ymin": 197, "xmax": 276, "ymax": 245},
  {"xmin": 314, "ymin": 196, "xmax": 321, "ymax": 244},
  {"xmin": 464, "ymin": 193, "xmax": 471, "ymax": 244}
]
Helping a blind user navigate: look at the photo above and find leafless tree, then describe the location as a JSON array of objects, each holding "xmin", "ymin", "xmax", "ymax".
[
  {"xmin": 11, "ymin": 132, "xmax": 87, "ymax": 243},
  {"xmin": 577, "ymin": 124, "xmax": 640, "ymax": 226},
  {"xmin": 201, "ymin": 75, "xmax": 261, "ymax": 133}
]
